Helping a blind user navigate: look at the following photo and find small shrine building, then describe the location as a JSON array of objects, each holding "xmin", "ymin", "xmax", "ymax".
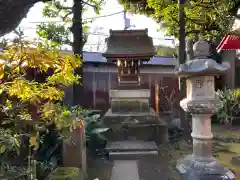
[
  {"xmin": 102, "ymin": 29, "xmax": 155, "ymax": 88},
  {"xmin": 78, "ymin": 29, "xmax": 180, "ymax": 114}
]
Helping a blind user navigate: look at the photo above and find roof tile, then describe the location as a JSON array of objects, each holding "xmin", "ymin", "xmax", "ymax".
[{"xmin": 103, "ymin": 29, "xmax": 155, "ymax": 58}]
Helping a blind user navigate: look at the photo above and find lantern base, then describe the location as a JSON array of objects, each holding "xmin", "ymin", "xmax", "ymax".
[{"xmin": 176, "ymin": 154, "xmax": 235, "ymax": 180}]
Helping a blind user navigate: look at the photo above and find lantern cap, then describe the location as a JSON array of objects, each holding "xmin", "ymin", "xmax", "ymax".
[{"xmin": 175, "ymin": 40, "xmax": 230, "ymax": 77}]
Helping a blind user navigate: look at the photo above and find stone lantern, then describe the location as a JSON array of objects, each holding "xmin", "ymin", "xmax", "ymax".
[{"xmin": 175, "ymin": 40, "xmax": 235, "ymax": 179}]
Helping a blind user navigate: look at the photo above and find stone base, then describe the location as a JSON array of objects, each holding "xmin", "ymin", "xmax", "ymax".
[
  {"xmin": 176, "ymin": 154, "xmax": 235, "ymax": 180},
  {"xmin": 101, "ymin": 108, "xmax": 168, "ymax": 145}
]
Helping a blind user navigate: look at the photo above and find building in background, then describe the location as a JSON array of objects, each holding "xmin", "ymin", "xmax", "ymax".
[{"xmin": 216, "ymin": 9, "xmax": 240, "ymax": 89}]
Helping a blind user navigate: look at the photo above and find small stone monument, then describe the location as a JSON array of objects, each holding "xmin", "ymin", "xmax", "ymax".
[
  {"xmin": 102, "ymin": 29, "xmax": 167, "ymax": 145},
  {"xmin": 175, "ymin": 40, "xmax": 235, "ymax": 180}
]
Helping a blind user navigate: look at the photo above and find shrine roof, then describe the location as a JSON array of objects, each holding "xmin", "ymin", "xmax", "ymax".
[
  {"xmin": 102, "ymin": 29, "xmax": 155, "ymax": 58},
  {"xmin": 82, "ymin": 52, "xmax": 177, "ymax": 66},
  {"xmin": 216, "ymin": 35, "xmax": 240, "ymax": 52}
]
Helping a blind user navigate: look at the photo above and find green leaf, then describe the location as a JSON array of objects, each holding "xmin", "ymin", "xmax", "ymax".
[
  {"xmin": 119, "ymin": 0, "xmax": 236, "ymax": 39},
  {"xmin": 1, "ymin": 120, "xmax": 13, "ymax": 125},
  {"xmin": 0, "ymin": 88, "xmax": 4, "ymax": 94},
  {"xmin": 91, "ymin": 128, "xmax": 109, "ymax": 134},
  {"xmin": 0, "ymin": 144, "xmax": 6, "ymax": 154},
  {"xmin": 62, "ymin": 110, "xmax": 71, "ymax": 117},
  {"xmin": 91, "ymin": 114, "xmax": 100, "ymax": 121}
]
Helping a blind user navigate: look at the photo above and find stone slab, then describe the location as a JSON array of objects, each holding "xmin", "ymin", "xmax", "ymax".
[
  {"xmin": 102, "ymin": 108, "xmax": 166, "ymax": 125},
  {"xmin": 138, "ymin": 156, "xmax": 166, "ymax": 180},
  {"xmin": 109, "ymin": 151, "xmax": 158, "ymax": 160},
  {"xmin": 88, "ymin": 147, "xmax": 168, "ymax": 180},
  {"xmin": 109, "ymin": 89, "xmax": 150, "ymax": 98},
  {"xmin": 106, "ymin": 140, "xmax": 158, "ymax": 152},
  {"xmin": 106, "ymin": 141, "xmax": 158, "ymax": 160},
  {"xmin": 111, "ymin": 160, "xmax": 139, "ymax": 180}
]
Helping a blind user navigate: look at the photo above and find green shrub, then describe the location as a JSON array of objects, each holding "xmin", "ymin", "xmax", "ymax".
[
  {"xmin": 67, "ymin": 107, "xmax": 109, "ymax": 156},
  {"xmin": 47, "ymin": 167, "xmax": 83, "ymax": 180},
  {"xmin": 0, "ymin": 39, "xmax": 81, "ymax": 179},
  {"xmin": 214, "ymin": 89, "xmax": 240, "ymax": 124}
]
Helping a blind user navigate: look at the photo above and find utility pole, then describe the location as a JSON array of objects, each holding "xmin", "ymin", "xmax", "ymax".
[
  {"xmin": 72, "ymin": 0, "xmax": 83, "ymax": 106},
  {"xmin": 178, "ymin": 0, "xmax": 191, "ymax": 141}
]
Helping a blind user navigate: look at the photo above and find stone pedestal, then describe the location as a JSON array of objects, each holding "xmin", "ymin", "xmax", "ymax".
[
  {"xmin": 102, "ymin": 89, "xmax": 167, "ymax": 180},
  {"xmin": 102, "ymin": 89, "xmax": 167, "ymax": 145},
  {"xmin": 175, "ymin": 40, "xmax": 235, "ymax": 180},
  {"xmin": 102, "ymin": 29, "xmax": 167, "ymax": 180}
]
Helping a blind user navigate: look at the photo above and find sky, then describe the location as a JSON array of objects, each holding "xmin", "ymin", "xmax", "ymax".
[{"xmin": 5, "ymin": 0, "xmax": 175, "ymax": 52}]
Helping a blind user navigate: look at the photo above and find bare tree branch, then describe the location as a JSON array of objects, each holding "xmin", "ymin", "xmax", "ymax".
[
  {"xmin": 82, "ymin": 0, "xmax": 97, "ymax": 10},
  {"xmin": 54, "ymin": 2, "xmax": 72, "ymax": 10}
]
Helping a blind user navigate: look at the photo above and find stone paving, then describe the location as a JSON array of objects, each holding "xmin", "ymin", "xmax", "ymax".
[
  {"xmin": 111, "ymin": 160, "xmax": 139, "ymax": 180},
  {"xmin": 87, "ymin": 148, "xmax": 169, "ymax": 180}
]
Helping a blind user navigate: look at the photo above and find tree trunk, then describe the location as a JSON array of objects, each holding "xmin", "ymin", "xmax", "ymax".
[
  {"xmin": 72, "ymin": 0, "xmax": 84, "ymax": 106},
  {"xmin": 178, "ymin": 0, "xmax": 191, "ymax": 141},
  {"xmin": 0, "ymin": 0, "xmax": 48, "ymax": 36},
  {"xmin": 186, "ymin": 38, "xmax": 194, "ymax": 60}
]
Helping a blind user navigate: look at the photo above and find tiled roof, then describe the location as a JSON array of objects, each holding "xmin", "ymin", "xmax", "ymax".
[
  {"xmin": 82, "ymin": 52, "xmax": 177, "ymax": 66},
  {"xmin": 216, "ymin": 35, "xmax": 240, "ymax": 52},
  {"xmin": 102, "ymin": 29, "xmax": 155, "ymax": 58}
]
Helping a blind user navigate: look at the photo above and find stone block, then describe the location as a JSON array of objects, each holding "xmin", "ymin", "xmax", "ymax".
[
  {"xmin": 187, "ymin": 76, "xmax": 215, "ymax": 100},
  {"xmin": 101, "ymin": 109, "xmax": 168, "ymax": 145},
  {"xmin": 62, "ymin": 128, "xmax": 87, "ymax": 177},
  {"xmin": 111, "ymin": 99, "xmax": 150, "ymax": 113},
  {"xmin": 109, "ymin": 89, "xmax": 150, "ymax": 98}
]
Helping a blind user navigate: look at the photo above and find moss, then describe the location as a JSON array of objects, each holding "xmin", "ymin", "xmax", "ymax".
[
  {"xmin": 48, "ymin": 167, "xmax": 82, "ymax": 180},
  {"xmin": 170, "ymin": 141, "xmax": 240, "ymax": 180},
  {"xmin": 212, "ymin": 125, "xmax": 240, "ymax": 138},
  {"xmin": 215, "ymin": 143, "xmax": 240, "ymax": 180}
]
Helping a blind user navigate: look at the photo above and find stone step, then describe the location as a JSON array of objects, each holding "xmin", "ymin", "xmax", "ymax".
[
  {"xmin": 106, "ymin": 140, "xmax": 158, "ymax": 160},
  {"xmin": 106, "ymin": 141, "xmax": 158, "ymax": 152},
  {"xmin": 109, "ymin": 150, "xmax": 158, "ymax": 160}
]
